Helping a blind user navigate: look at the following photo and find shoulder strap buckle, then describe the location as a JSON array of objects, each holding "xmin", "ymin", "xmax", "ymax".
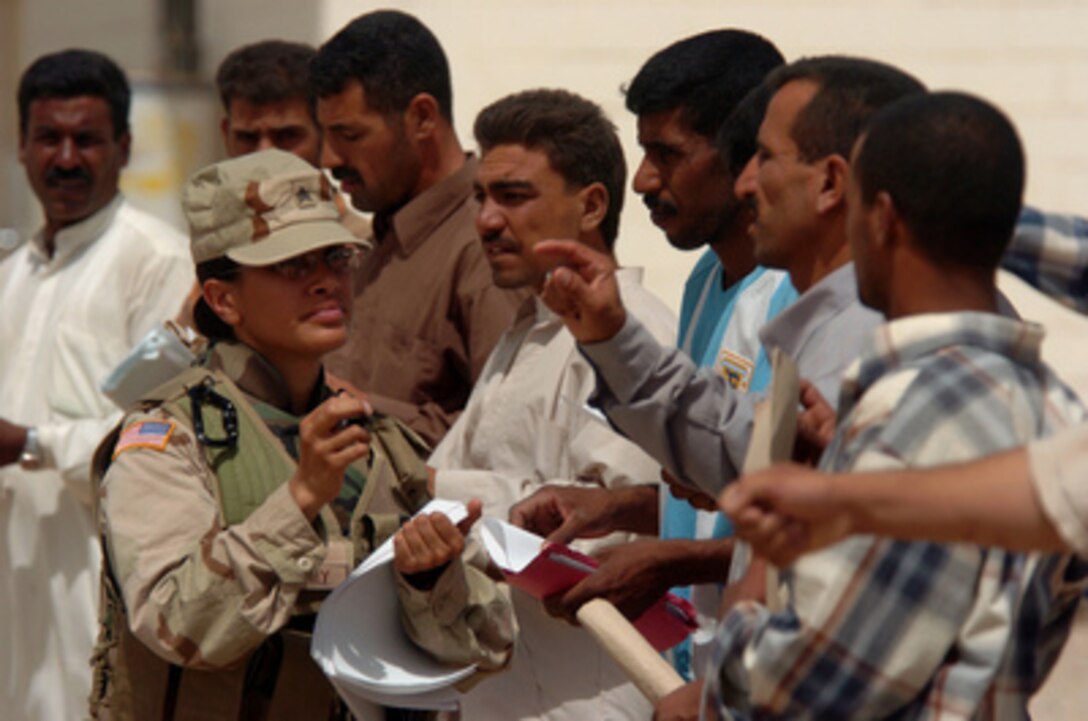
[{"xmin": 188, "ymin": 377, "xmax": 239, "ymax": 448}]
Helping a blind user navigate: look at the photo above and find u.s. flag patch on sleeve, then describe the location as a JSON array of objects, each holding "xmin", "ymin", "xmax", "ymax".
[{"xmin": 113, "ymin": 420, "xmax": 176, "ymax": 459}]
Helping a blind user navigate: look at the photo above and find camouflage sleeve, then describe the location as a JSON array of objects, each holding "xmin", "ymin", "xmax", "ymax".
[
  {"xmin": 101, "ymin": 409, "xmax": 328, "ymax": 669},
  {"xmin": 395, "ymin": 539, "xmax": 516, "ymax": 671}
]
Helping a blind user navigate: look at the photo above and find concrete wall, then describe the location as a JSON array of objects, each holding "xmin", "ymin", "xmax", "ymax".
[
  {"xmin": 319, "ymin": 0, "xmax": 1088, "ymax": 394},
  {"xmin": 199, "ymin": 1, "xmax": 322, "ymax": 77},
  {"xmin": 7, "ymin": 1, "xmax": 1087, "ymax": 255},
  {"xmin": 0, "ymin": 0, "xmax": 22, "ymax": 243},
  {"xmin": 322, "ymin": 0, "xmax": 1088, "ymax": 308},
  {"xmin": 3, "ymin": 0, "xmax": 1086, "ymax": 390},
  {"xmin": 1, "ymin": 0, "xmax": 324, "ymax": 234},
  {"xmin": 3, "ymin": 0, "xmax": 192, "ymax": 234}
]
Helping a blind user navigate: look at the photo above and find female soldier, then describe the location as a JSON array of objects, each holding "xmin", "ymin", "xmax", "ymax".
[{"xmin": 90, "ymin": 149, "xmax": 429, "ymax": 720}]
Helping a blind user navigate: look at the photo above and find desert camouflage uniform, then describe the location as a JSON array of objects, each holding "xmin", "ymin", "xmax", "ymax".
[
  {"xmin": 395, "ymin": 540, "xmax": 518, "ymax": 674},
  {"xmin": 91, "ymin": 341, "xmax": 432, "ymax": 720}
]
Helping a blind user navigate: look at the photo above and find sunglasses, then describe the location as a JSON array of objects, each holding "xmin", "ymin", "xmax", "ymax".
[{"xmin": 267, "ymin": 245, "xmax": 362, "ymax": 281}]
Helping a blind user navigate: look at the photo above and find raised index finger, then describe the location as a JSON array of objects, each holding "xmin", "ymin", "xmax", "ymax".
[{"xmin": 534, "ymin": 239, "xmax": 616, "ymax": 281}]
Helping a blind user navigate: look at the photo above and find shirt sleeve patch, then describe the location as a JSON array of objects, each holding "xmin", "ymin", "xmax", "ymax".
[
  {"xmin": 113, "ymin": 420, "xmax": 177, "ymax": 459},
  {"xmin": 718, "ymin": 348, "xmax": 755, "ymax": 392}
]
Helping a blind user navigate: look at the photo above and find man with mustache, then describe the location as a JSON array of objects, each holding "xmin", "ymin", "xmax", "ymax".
[
  {"xmin": 215, "ymin": 38, "xmax": 370, "ymax": 247},
  {"xmin": 168, "ymin": 39, "xmax": 374, "ymax": 329},
  {"xmin": 720, "ymin": 208, "xmax": 1088, "ymax": 566},
  {"xmin": 0, "ymin": 49, "xmax": 193, "ymax": 721},
  {"xmin": 534, "ymin": 58, "xmax": 923, "ymax": 501},
  {"xmin": 508, "ymin": 30, "xmax": 794, "ymax": 704},
  {"xmin": 395, "ymin": 88, "xmax": 676, "ymax": 720},
  {"xmin": 216, "ymin": 40, "xmax": 323, "ymax": 166},
  {"xmin": 699, "ymin": 90, "xmax": 1087, "ymax": 721},
  {"xmin": 532, "ymin": 57, "xmax": 925, "ymax": 717},
  {"xmin": 312, "ymin": 10, "xmax": 525, "ymax": 448}
]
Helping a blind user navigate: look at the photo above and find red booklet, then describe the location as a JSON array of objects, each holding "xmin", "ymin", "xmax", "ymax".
[{"xmin": 479, "ymin": 518, "xmax": 698, "ymax": 652}]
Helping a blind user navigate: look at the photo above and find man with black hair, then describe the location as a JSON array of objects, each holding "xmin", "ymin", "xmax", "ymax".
[
  {"xmin": 532, "ymin": 56, "xmax": 924, "ymax": 717},
  {"xmin": 395, "ymin": 87, "xmax": 676, "ymax": 721},
  {"xmin": 0, "ymin": 49, "xmax": 192, "ymax": 721},
  {"xmin": 313, "ymin": 10, "xmax": 524, "ymax": 447},
  {"xmin": 625, "ymin": 29, "xmax": 794, "ymax": 428},
  {"xmin": 536, "ymin": 56, "xmax": 925, "ymax": 502},
  {"xmin": 181, "ymin": 40, "xmax": 370, "ymax": 328},
  {"xmin": 722, "ymin": 216, "xmax": 1088, "ymax": 569},
  {"xmin": 702, "ymin": 91, "xmax": 1087, "ymax": 720},
  {"xmin": 216, "ymin": 40, "xmax": 322, "ymax": 166},
  {"xmin": 508, "ymin": 30, "xmax": 794, "ymax": 693}
]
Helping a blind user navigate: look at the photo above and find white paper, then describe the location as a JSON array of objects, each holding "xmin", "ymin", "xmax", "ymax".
[
  {"xmin": 311, "ymin": 499, "xmax": 475, "ymax": 710},
  {"xmin": 477, "ymin": 516, "xmax": 544, "ymax": 571}
]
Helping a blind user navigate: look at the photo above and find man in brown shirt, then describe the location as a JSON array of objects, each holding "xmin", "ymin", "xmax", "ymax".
[
  {"xmin": 217, "ymin": 40, "xmax": 322, "ymax": 166},
  {"xmin": 176, "ymin": 40, "xmax": 373, "ymax": 328},
  {"xmin": 312, "ymin": 10, "xmax": 524, "ymax": 447}
]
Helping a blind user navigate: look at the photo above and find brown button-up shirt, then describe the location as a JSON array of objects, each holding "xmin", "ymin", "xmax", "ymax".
[{"xmin": 326, "ymin": 155, "xmax": 525, "ymax": 447}]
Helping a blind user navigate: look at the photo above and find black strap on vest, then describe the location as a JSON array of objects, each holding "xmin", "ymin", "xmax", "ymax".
[{"xmin": 187, "ymin": 378, "xmax": 239, "ymax": 448}]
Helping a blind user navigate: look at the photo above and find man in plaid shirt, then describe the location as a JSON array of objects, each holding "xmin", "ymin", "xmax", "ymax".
[
  {"xmin": 1005, "ymin": 208, "xmax": 1088, "ymax": 313},
  {"xmin": 705, "ymin": 92, "xmax": 1088, "ymax": 720}
]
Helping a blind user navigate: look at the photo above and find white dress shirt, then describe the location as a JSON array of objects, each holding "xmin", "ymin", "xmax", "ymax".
[
  {"xmin": 432, "ymin": 267, "xmax": 677, "ymax": 721},
  {"xmin": 0, "ymin": 194, "xmax": 192, "ymax": 721}
]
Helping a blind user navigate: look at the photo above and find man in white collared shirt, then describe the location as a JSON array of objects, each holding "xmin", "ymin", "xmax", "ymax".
[
  {"xmin": 397, "ymin": 89, "xmax": 676, "ymax": 721},
  {"xmin": 0, "ymin": 49, "xmax": 192, "ymax": 721}
]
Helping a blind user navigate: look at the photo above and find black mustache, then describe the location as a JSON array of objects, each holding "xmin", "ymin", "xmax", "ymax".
[
  {"xmin": 45, "ymin": 166, "xmax": 92, "ymax": 185},
  {"xmin": 481, "ymin": 231, "xmax": 517, "ymax": 251},
  {"xmin": 642, "ymin": 194, "xmax": 676, "ymax": 215},
  {"xmin": 331, "ymin": 166, "xmax": 362, "ymax": 184}
]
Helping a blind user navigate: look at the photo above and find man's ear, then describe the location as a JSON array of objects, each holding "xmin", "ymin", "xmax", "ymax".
[
  {"xmin": 871, "ymin": 190, "xmax": 901, "ymax": 250},
  {"xmin": 404, "ymin": 93, "xmax": 440, "ymax": 140},
  {"xmin": 117, "ymin": 130, "xmax": 132, "ymax": 168},
  {"xmin": 815, "ymin": 154, "xmax": 849, "ymax": 215},
  {"xmin": 219, "ymin": 117, "xmax": 231, "ymax": 151},
  {"xmin": 203, "ymin": 278, "xmax": 241, "ymax": 327},
  {"xmin": 578, "ymin": 182, "xmax": 608, "ymax": 235}
]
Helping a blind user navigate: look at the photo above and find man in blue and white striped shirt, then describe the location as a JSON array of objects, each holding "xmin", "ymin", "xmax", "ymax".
[{"xmin": 508, "ymin": 31, "xmax": 794, "ymax": 693}]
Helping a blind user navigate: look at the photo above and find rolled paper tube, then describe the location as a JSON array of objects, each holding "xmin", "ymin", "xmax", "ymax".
[{"xmin": 575, "ymin": 598, "xmax": 685, "ymax": 702}]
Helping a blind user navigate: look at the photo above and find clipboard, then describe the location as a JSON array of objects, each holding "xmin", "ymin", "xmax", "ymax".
[{"xmin": 735, "ymin": 347, "xmax": 799, "ymax": 613}]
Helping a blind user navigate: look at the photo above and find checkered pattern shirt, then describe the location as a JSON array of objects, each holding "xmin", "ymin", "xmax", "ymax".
[
  {"xmin": 704, "ymin": 312, "xmax": 1088, "ymax": 721},
  {"xmin": 1005, "ymin": 207, "xmax": 1088, "ymax": 313}
]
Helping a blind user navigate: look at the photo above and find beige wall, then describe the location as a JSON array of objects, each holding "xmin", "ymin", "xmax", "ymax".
[
  {"xmin": 322, "ymin": 0, "xmax": 1088, "ymax": 308},
  {"xmin": 1, "ymin": 0, "xmax": 323, "ymax": 236},
  {"xmin": 7, "ymin": 1, "xmax": 1087, "ymax": 252},
  {"xmin": 1, "ymin": 0, "xmax": 26, "ymax": 238},
  {"xmin": 3, "ymin": 0, "xmax": 1086, "ymax": 391},
  {"xmin": 4, "ymin": 0, "xmax": 169, "ymax": 234},
  {"xmin": 320, "ymin": 0, "xmax": 1088, "ymax": 394},
  {"xmin": 199, "ymin": 1, "xmax": 321, "ymax": 77}
]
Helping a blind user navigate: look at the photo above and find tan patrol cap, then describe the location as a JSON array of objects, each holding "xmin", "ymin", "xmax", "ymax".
[{"xmin": 184, "ymin": 148, "xmax": 365, "ymax": 266}]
